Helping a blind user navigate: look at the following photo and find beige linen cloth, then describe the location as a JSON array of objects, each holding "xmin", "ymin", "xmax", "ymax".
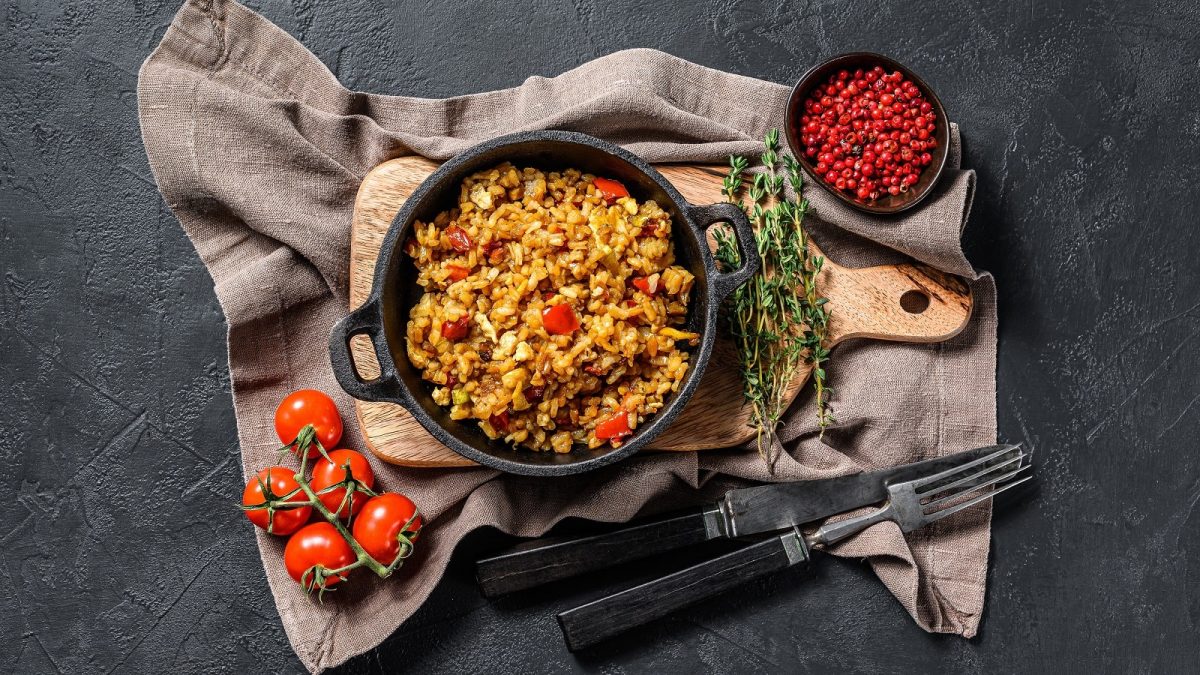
[{"xmin": 138, "ymin": 0, "xmax": 996, "ymax": 671}]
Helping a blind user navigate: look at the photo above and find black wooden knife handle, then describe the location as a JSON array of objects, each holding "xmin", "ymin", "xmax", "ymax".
[
  {"xmin": 556, "ymin": 530, "xmax": 809, "ymax": 651},
  {"xmin": 476, "ymin": 508, "xmax": 715, "ymax": 598}
]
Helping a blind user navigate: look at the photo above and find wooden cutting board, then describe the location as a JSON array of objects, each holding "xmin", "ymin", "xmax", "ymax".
[{"xmin": 348, "ymin": 157, "xmax": 972, "ymax": 467}]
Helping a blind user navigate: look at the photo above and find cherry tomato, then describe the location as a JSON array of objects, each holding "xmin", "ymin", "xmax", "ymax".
[
  {"xmin": 631, "ymin": 277, "xmax": 658, "ymax": 295},
  {"xmin": 310, "ymin": 449, "xmax": 376, "ymax": 519},
  {"xmin": 441, "ymin": 316, "xmax": 470, "ymax": 341},
  {"xmin": 351, "ymin": 493, "xmax": 423, "ymax": 566},
  {"xmin": 284, "ymin": 522, "xmax": 357, "ymax": 589},
  {"xmin": 446, "ymin": 264, "xmax": 470, "ymax": 281},
  {"xmin": 488, "ymin": 410, "xmax": 510, "ymax": 433},
  {"xmin": 593, "ymin": 177, "xmax": 630, "ymax": 204},
  {"xmin": 542, "ymin": 304, "xmax": 579, "ymax": 335},
  {"xmin": 275, "ymin": 390, "xmax": 343, "ymax": 458},
  {"xmin": 446, "ymin": 225, "xmax": 473, "ymax": 253},
  {"xmin": 242, "ymin": 467, "xmax": 312, "ymax": 536},
  {"xmin": 594, "ymin": 410, "xmax": 631, "ymax": 441}
]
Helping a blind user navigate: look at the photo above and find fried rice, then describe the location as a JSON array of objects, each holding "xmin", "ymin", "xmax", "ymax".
[{"xmin": 403, "ymin": 162, "xmax": 698, "ymax": 453}]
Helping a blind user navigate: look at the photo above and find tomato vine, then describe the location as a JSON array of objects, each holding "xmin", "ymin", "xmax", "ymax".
[{"xmin": 242, "ymin": 414, "xmax": 423, "ymax": 600}]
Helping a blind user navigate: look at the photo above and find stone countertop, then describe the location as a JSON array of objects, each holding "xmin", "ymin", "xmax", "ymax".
[{"xmin": 3, "ymin": 0, "xmax": 1198, "ymax": 672}]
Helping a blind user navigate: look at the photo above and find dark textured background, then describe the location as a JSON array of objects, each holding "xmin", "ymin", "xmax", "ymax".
[{"xmin": 4, "ymin": 0, "xmax": 1198, "ymax": 672}]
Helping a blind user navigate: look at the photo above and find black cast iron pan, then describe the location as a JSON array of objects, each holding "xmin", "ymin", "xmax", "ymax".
[{"xmin": 329, "ymin": 130, "xmax": 758, "ymax": 476}]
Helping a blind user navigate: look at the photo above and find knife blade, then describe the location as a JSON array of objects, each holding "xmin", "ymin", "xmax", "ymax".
[{"xmin": 710, "ymin": 443, "xmax": 1016, "ymax": 538}]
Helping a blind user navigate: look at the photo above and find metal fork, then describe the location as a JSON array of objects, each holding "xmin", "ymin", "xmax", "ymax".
[
  {"xmin": 807, "ymin": 444, "xmax": 1031, "ymax": 548},
  {"xmin": 556, "ymin": 446, "xmax": 1032, "ymax": 651}
]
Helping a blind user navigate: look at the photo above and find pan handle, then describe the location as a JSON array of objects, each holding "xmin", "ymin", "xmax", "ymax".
[
  {"xmin": 328, "ymin": 299, "xmax": 400, "ymax": 403},
  {"xmin": 688, "ymin": 202, "xmax": 759, "ymax": 300}
]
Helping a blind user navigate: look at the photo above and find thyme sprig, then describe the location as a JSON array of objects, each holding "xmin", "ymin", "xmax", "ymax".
[{"xmin": 713, "ymin": 130, "xmax": 834, "ymax": 470}]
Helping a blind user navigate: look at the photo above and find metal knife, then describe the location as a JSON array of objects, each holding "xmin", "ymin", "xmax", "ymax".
[{"xmin": 476, "ymin": 443, "xmax": 1015, "ymax": 597}]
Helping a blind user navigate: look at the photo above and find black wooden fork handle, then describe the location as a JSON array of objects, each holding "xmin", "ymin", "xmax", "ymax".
[{"xmin": 556, "ymin": 529, "xmax": 811, "ymax": 651}]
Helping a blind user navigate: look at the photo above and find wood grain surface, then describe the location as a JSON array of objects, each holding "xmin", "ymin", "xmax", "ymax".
[{"xmin": 347, "ymin": 157, "xmax": 973, "ymax": 467}]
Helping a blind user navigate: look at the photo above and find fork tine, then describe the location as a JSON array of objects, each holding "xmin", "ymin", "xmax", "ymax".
[
  {"xmin": 921, "ymin": 474, "xmax": 1033, "ymax": 525},
  {"xmin": 911, "ymin": 443, "xmax": 1021, "ymax": 492},
  {"xmin": 920, "ymin": 453, "xmax": 1026, "ymax": 502},
  {"xmin": 923, "ymin": 464, "xmax": 1031, "ymax": 513}
]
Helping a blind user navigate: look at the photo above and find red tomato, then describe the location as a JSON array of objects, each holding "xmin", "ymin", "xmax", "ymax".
[
  {"xmin": 310, "ymin": 449, "xmax": 376, "ymax": 519},
  {"xmin": 489, "ymin": 410, "xmax": 510, "ymax": 433},
  {"xmin": 631, "ymin": 277, "xmax": 658, "ymax": 295},
  {"xmin": 351, "ymin": 493, "xmax": 423, "ymax": 566},
  {"xmin": 594, "ymin": 410, "xmax": 631, "ymax": 441},
  {"xmin": 242, "ymin": 467, "xmax": 312, "ymax": 536},
  {"xmin": 441, "ymin": 316, "xmax": 470, "ymax": 341},
  {"xmin": 284, "ymin": 522, "xmax": 357, "ymax": 589},
  {"xmin": 446, "ymin": 225, "xmax": 473, "ymax": 253},
  {"xmin": 542, "ymin": 304, "xmax": 579, "ymax": 335},
  {"xmin": 594, "ymin": 177, "xmax": 630, "ymax": 204},
  {"xmin": 275, "ymin": 390, "xmax": 343, "ymax": 458},
  {"xmin": 446, "ymin": 264, "xmax": 470, "ymax": 281}
]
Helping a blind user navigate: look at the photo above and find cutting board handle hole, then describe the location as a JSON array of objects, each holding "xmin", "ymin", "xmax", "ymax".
[{"xmin": 900, "ymin": 290, "xmax": 930, "ymax": 314}]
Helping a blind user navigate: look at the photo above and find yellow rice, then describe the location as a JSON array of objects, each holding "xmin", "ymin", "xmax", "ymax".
[{"xmin": 404, "ymin": 163, "xmax": 697, "ymax": 453}]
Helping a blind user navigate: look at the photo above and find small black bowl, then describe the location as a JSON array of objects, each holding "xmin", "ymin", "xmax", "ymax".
[
  {"xmin": 328, "ymin": 131, "xmax": 759, "ymax": 476},
  {"xmin": 785, "ymin": 52, "xmax": 950, "ymax": 215}
]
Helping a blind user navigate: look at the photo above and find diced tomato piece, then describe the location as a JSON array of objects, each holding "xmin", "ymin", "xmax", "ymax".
[
  {"xmin": 594, "ymin": 410, "xmax": 631, "ymax": 441},
  {"xmin": 594, "ymin": 177, "xmax": 630, "ymax": 204},
  {"xmin": 489, "ymin": 410, "xmax": 509, "ymax": 433},
  {"xmin": 541, "ymin": 304, "xmax": 579, "ymax": 335},
  {"xmin": 446, "ymin": 265, "xmax": 470, "ymax": 281},
  {"xmin": 445, "ymin": 374, "xmax": 458, "ymax": 389},
  {"xmin": 542, "ymin": 290, "xmax": 556, "ymax": 301},
  {"xmin": 446, "ymin": 225, "xmax": 473, "ymax": 253},
  {"xmin": 441, "ymin": 316, "xmax": 470, "ymax": 341},
  {"xmin": 483, "ymin": 239, "xmax": 506, "ymax": 263},
  {"xmin": 631, "ymin": 276, "xmax": 659, "ymax": 295}
]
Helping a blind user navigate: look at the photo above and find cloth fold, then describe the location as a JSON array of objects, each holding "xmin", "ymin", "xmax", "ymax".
[{"xmin": 138, "ymin": 1, "xmax": 996, "ymax": 671}]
